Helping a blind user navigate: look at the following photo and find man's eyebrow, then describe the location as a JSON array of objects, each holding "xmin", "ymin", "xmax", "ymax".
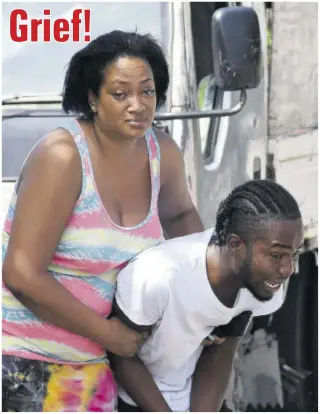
[
  {"xmin": 271, "ymin": 243, "xmax": 292, "ymax": 249},
  {"xmin": 111, "ymin": 77, "xmax": 153, "ymax": 85},
  {"xmin": 271, "ymin": 242, "xmax": 303, "ymax": 250},
  {"xmin": 296, "ymin": 243, "xmax": 304, "ymax": 251}
]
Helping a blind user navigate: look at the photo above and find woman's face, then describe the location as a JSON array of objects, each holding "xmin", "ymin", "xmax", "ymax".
[{"xmin": 90, "ymin": 55, "xmax": 157, "ymax": 140}]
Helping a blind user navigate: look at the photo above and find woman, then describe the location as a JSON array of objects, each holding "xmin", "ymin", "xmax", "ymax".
[{"xmin": 2, "ymin": 30, "xmax": 203, "ymax": 411}]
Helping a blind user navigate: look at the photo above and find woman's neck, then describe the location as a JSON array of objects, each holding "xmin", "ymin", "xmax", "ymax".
[{"xmin": 93, "ymin": 121, "xmax": 140, "ymax": 156}]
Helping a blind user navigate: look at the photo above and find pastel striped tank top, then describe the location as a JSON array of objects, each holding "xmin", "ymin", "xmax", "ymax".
[{"xmin": 2, "ymin": 119, "xmax": 164, "ymax": 364}]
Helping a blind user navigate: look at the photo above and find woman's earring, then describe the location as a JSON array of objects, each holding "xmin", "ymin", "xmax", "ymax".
[{"xmin": 90, "ymin": 103, "xmax": 97, "ymax": 113}]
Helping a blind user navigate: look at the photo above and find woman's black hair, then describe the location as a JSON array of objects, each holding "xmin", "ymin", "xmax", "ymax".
[
  {"xmin": 214, "ymin": 179, "xmax": 302, "ymax": 246},
  {"xmin": 62, "ymin": 30, "xmax": 169, "ymax": 119}
]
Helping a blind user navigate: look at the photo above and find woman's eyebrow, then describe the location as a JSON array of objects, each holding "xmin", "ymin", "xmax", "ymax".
[{"xmin": 111, "ymin": 77, "xmax": 153, "ymax": 85}]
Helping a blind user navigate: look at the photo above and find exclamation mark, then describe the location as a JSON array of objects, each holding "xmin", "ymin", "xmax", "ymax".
[{"xmin": 84, "ymin": 9, "xmax": 91, "ymax": 41}]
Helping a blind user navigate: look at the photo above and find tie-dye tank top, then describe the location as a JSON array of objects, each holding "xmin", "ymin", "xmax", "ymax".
[{"xmin": 2, "ymin": 119, "xmax": 164, "ymax": 364}]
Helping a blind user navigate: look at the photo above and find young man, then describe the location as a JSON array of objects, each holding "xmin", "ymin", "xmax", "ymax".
[{"xmin": 112, "ymin": 180, "xmax": 304, "ymax": 412}]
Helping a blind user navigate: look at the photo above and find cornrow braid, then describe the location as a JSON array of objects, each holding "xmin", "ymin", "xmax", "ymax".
[{"xmin": 215, "ymin": 180, "xmax": 301, "ymax": 246}]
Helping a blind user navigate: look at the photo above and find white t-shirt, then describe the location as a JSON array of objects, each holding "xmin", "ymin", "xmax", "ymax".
[{"xmin": 115, "ymin": 229, "xmax": 284, "ymax": 412}]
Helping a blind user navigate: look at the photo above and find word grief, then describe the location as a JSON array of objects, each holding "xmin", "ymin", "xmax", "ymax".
[{"xmin": 10, "ymin": 8, "xmax": 91, "ymax": 42}]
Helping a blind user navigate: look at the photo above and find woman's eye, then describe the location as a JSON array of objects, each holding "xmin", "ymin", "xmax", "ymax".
[
  {"xmin": 113, "ymin": 92, "xmax": 127, "ymax": 100},
  {"xmin": 143, "ymin": 89, "xmax": 156, "ymax": 96}
]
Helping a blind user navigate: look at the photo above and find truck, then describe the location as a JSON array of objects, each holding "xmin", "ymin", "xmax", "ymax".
[{"xmin": 2, "ymin": 2, "xmax": 317, "ymax": 411}]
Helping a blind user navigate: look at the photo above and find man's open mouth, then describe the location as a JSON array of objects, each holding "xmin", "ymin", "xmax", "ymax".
[{"xmin": 264, "ymin": 280, "xmax": 281, "ymax": 289}]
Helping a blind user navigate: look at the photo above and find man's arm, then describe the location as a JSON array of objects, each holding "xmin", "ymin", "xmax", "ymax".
[
  {"xmin": 111, "ymin": 301, "xmax": 171, "ymax": 412},
  {"xmin": 190, "ymin": 337, "xmax": 240, "ymax": 412},
  {"xmin": 112, "ymin": 354, "xmax": 171, "ymax": 412},
  {"xmin": 113, "ymin": 255, "xmax": 173, "ymax": 411},
  {"xmin": 191, "ymin": 312, "xmax": 253, "ymax": 411}
]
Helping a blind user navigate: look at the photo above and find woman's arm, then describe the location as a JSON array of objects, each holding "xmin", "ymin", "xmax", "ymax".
[
  {"xmin": 156, "ymin": 129, "xmax": 204, "ymax": 238},
  {"xmin": 3, "ymin": 130, "xmax": 143, "ymax": 357}
]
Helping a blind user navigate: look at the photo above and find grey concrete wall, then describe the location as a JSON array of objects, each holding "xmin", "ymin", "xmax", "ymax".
[{"xmin": 269, "ymin": 2, "xmax": 318, "ymax": 136}]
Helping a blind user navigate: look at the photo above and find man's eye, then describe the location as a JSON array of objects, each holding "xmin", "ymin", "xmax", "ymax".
[
  {"xmin": 271, "ymin": 253, "xmax": 282, "ymax": 260},
  {"xmin": 292, "ymin": 253, "xmax": 300, "ymax": 262}
]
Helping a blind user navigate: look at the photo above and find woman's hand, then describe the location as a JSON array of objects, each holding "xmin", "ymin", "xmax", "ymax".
[{"xmin": 105, "ymin": 318, "xmax": 148, "ymax": 357}]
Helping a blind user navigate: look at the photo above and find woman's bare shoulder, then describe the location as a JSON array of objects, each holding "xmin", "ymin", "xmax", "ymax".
[
  {"xmin": 152, "ymin": 126, "xmax": 181, "ymax": 155},
  {"xmin": 23, "ymin": 127, "xmax": 81, "ymax": 176}
]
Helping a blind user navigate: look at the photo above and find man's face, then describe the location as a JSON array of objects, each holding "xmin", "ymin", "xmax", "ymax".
[{"xmin": 240, "ymin": 219, "xmax": 304, "ymax": 301}]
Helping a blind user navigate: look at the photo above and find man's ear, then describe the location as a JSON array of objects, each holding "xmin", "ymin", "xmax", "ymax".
[{"xmin": 226, "ymin": 233, "xmax": 246, "ymax": 258}]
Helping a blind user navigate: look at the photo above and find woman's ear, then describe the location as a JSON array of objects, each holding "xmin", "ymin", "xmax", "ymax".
[{"xmin": 88, "ymin": 90, "xmax": 98, "ymax": 113}]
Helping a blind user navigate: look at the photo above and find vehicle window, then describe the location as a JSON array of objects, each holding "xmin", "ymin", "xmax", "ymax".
[
  {"xmin": 190, "ymin": 2, "xmax": 227, "ymax": 163},
  {"xmin": 2, "ymin": 2, "xmax": 170, "ymax": 179}
]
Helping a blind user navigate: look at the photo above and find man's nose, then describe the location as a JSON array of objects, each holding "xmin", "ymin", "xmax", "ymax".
[{"xmin": 279, "ymin": 257, "xmax": 295, "ymax": 278}]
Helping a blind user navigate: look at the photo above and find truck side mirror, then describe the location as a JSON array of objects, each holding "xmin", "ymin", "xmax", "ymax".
[{"xmin": 211, "ymin": 6, "xmax": 262, "ymax": 91}]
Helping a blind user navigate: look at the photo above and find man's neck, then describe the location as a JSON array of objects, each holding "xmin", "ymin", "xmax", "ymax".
[{"xmin": 206, "ymin": 244, "xmax": 242, "ymax": 308}]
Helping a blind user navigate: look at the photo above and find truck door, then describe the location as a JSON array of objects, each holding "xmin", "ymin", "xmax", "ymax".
[{"xmin": 189, "ymin": 1, "xmax": 269, "ymax": 228}]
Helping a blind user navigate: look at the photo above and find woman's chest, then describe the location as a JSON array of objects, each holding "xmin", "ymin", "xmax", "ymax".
[{"xmin": 92, "ymin": 156, "xmax": 154, "ymax": 228}]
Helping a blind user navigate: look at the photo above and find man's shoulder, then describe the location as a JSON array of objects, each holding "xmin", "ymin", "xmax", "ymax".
[
  {"xmin": 158, "ymin": 228, "xmax": 214, "ymax": 252},
  {"xmin": 118, "ymin": 243, "xmax": 179, "ymax": 287},
  {"xmin": 131, "ymin": 241, "xmax": 179, "ymax": 267},
  {"xmin": 120, "ymin": 229, "xmax": 214, "ymax": 285}
]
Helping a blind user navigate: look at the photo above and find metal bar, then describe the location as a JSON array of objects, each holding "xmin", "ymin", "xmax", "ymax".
[
  {"xmin": 2, "ymin": 89, "xmax": 247, "ymax": 121},
  {"xmin": 2, "ymin": 178, "xmax": 17, "ymax": 182},
  {"xmin": 2, "ymin": 99, "xmax": 62, "ymax": 105},
  {"xmin": 2, "ymin": 112, "xmax": 73, "ymax": 120}
]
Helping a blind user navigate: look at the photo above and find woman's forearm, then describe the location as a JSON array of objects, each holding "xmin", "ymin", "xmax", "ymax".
[{"xmin": 4, "ymin": 269, "xmax": 112, "ymax": 348}]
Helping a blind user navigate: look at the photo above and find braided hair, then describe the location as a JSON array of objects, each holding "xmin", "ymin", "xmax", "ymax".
[{"xmin": 215, "ymin": 180, "xmax": 302, "ymax": 246}]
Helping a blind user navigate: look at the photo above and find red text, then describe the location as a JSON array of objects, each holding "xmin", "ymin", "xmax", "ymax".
[{"xmin": 10, "ymin": 8, "xmax": 91, "ymax": 42}]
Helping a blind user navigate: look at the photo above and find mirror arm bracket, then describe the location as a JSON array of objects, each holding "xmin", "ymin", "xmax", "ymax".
[{"xmin": 154, "ymin": 88, "xmax": 247, "ymax": 121}]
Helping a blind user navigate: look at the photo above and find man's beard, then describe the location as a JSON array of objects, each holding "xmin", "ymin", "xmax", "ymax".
[
  {"xmin": 239, "ymin": 258, "xmax": 272, "ymax": 302},
  {"xmin": 244, "ymin": 278, "xmax": 272, "ymax": 302}
]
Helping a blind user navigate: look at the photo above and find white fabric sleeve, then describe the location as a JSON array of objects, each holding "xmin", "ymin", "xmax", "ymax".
[
  {"xmin": 253, "ymin": 285, "xmax": 285, "ymax": 317},
  {"xmin": 115, "ymin": 252, "xmax": 171, "ymax": 326}
]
